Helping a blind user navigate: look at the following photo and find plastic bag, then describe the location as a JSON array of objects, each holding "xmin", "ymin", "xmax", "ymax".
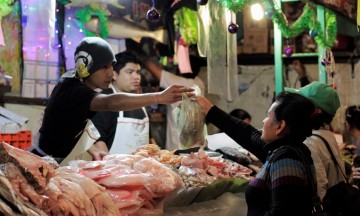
[{"xmin": 173, "ymin": 86, "xmax": 206, "ymax": 149}]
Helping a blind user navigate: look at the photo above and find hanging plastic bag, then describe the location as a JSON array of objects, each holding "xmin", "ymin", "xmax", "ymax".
[{"xmin": 173, "ymin": 86, "xmax": 206, "ymax": 149}]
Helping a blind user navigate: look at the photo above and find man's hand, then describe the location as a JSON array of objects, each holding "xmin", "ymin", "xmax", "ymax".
[
  {"xmin": 157, "ymin": 85, "xmax": 195, "ymax": 104},
  {"xmin": 88, "ymin": 141, "xmax": 109, "ymax": 161}
]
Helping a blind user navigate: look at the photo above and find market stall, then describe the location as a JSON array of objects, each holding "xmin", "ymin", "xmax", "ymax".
[
  {"xmin": 0, "ymin": 142, "xmax": 255, "ymax": 215},
  {"xmin": 0, "ymin": 0, "xmax": 360, "ymax": 215}
]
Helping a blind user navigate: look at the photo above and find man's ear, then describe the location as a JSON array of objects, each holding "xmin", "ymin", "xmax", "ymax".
[
  {"xmin": 276, "ymin": 120, "xmax": 287, "ymax": 136},
  {"xmin": 112, "ymin": 71, "xmax": 117, "ymax": 80}
]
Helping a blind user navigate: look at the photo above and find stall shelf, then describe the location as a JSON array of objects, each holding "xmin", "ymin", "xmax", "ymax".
[{"xmin": 273, "ymin": 0, "xmax": 327, "ymax": 95}]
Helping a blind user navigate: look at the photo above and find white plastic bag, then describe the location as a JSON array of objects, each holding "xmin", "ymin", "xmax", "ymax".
[{"xmin": 173, "ymin": 86, "xmax": 206, "ymax": 149}]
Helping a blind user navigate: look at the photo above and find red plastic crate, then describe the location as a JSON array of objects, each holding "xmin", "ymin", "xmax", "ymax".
[{"xmin": 0, "ymin": 130, "xmax": 32, "ymax": 150}]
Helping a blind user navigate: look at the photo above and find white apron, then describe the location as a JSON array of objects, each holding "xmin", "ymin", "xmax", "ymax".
[
  {"xmin": 60, "ymin": 119, "xmax": 100, "ymax": 166},
  {"xmin": 109, "ymin": 107, "xmax": 150, "ymax": 154}
]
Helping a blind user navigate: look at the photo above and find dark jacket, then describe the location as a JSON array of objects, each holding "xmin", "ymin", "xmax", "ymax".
[{"xmin": 206, "ymin": 106, "xmax": 315, "ymax": 216}]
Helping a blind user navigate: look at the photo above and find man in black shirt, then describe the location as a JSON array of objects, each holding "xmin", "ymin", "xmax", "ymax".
[{"xmin": 32, "ymin": 37, "xmax": 194, "ymax": 162}]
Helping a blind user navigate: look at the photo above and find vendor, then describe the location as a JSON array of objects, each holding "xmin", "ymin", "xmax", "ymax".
[
  {"xmin": 31, "ymin": 37, "xmax": 194, "ymax": 162},
  {"xmin": 91, "ymin": 51, "xmax": 154, "ymax": 154}
]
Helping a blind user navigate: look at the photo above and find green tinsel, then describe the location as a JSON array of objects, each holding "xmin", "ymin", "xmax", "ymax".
[
  {"xmin": 174, "ymin": 7, "xmax": 198, "ymax": 45},
  {"xmin": 0, "ymin": 0, "xmax": 14, "ymax": 17},
  {"xmin": 57, "ymin": 0, "xmax": 70, "ymax": 5},
  {"xmin": 75, "ymin": 5, "xmax": 109, "ymax": 38},
  {"xmin": 218, "ymin": 0, "xmax": 337, "ymax": 48},
  {"xmin": 218, "ymin": 0, "xmax": 251, "ymax": 13}
]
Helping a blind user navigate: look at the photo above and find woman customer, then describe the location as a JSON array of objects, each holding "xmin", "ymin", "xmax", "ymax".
[{"xmin": 196, "ymin": 92, "xmax": 316, "ymax": 216}]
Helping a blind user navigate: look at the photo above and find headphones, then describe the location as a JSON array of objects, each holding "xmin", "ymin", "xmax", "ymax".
[{"xmin": 75, "ymin": 51, "xmax": 93, "ymax": 78}]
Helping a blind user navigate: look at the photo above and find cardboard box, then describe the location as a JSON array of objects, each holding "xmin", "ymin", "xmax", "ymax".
[
  {"xmin": 243, "ymin": 28, "xmax": 269, "ymax": 54},
  {"xmin": 243, "ymin": 6, "xmax": 268, "ymax": 29}
]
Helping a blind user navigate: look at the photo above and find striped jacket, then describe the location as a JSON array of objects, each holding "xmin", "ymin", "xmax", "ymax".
[{"xmin": 206, "ymin": 106, "xmax": 315, "ymax": 216}]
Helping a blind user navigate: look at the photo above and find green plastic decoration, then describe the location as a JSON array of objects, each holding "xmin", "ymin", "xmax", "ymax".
[
  {"xmin": 0, "ymin": 0, "xmax": 14, "ymax": 18},
  {"xmin": 75, "ymin": 4, "xmax": 109, "ymax": 38},
  {"xmin": 218, "ymin": 0, "xmax": 337, "ymax": 48},
  {"xmin": 218, "ymin": 0, "xmax": 251, "ymax": 13},
  {"xmin": 174, "ymin": 7, "xmax": 198, "ymax": 45},
  {"xmin": 57, "ymin": 0, "xmax": 70, "ymax": 5}
]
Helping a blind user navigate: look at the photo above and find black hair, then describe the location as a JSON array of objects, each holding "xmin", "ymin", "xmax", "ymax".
[
  {"xmin": 113, "ymin": 51, "xmax": 141, "ymax": 74},
  {"xmin": 273, "ymin": 92, "xmax": 315, "ymax": 141},
  {"xmin": 229, "ymin": 109, "xmax": 252, "ymax": 121},
  {"xmin": 346, "ymin": 105, "xmax": 360, "ymax": 130},
  {"xmin": 218, "ymin": 108, "xmax": 252, "ymax": 133},
  {"xmin": 310, "ymin": 111, "xmax": 334, "ymax": 130}
]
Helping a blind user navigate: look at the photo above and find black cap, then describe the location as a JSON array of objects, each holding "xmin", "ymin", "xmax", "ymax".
[{"xmin": 74, "ymin": 37, "xmax": 116, "ymax": 78}]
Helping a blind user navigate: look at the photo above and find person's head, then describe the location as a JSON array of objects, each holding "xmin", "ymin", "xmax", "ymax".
[
  {"xmin": 262, "ymin": 92, "xmax": 315, "ymax": 144},
  {"xmin": 229, "ymin": 109, "xmax": 252, "ymax": 124},
  {"xmin": 112, "ymin": 51, "xmax": 141, "ymax": 93},
  {"xmin": 345, "ymin": 105, "xmax": 360, "ymax": 133},
  {"xmin": 74, "ymin": 37, "xmax": 116, "ymax": 90},
  {"xmin": 285, "ymin": 81, "xmax": 340, "ymax": 129}
]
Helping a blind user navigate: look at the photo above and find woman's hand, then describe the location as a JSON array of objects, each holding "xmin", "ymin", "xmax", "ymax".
[
  {"xmin": 196, "ymin": 96, "xmax": 214, "ymax": 116},
  {"xmin": 157, "ymin": 85, "xmax": 195, "ymax": 104}
]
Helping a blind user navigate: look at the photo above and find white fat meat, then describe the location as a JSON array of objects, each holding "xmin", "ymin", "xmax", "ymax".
[
  {"xmin": 91, "ymin": 192, "xmax": 121, "ymax": 216},
  {"xmin": 133, "ymin": 158, "xmax": 185, "ymax": 197},
  {"xmin": 106, "ymin": 188, "xmax": 144, "ymax": 209},
  {"xmin": 103, "ymin": 154, "xmax": 145, "ymax": 167},
  {"xmin": 56, "ymin": 167, "xmax": 121, "ymax": 216},
  {"xmin": 180, "ymin": 152, "xmax": 207, "ymax": 169},
  {"xmin": 69, "ymin": 160, "xmax": 132, "ymax": 180},
  {"xmin": 97, "ymin": 172, "xmax": 151, "ymax": 188},
  {"xmin": 53, "ymin": 176, "xmax": 96, "ymax": 216}
]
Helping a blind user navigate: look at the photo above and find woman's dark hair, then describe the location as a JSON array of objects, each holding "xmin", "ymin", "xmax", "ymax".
[
  {"xmin": 113, "ymin": 51, "xmax": 141, "ymax": 74},
  {"xmin": 229, "ymin": 109, "xmax": 252, "ymax": 121},
  {"xmin": 273, "ymin": 92, "xmax": 315, "ymax": 141},
  {"xmin": 346, "ymin": 105, "xmax": 360, "ymax": 130},
  {"xmin": 310, "ymin": 111, "xmax": 333, "ymax": 130}
]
